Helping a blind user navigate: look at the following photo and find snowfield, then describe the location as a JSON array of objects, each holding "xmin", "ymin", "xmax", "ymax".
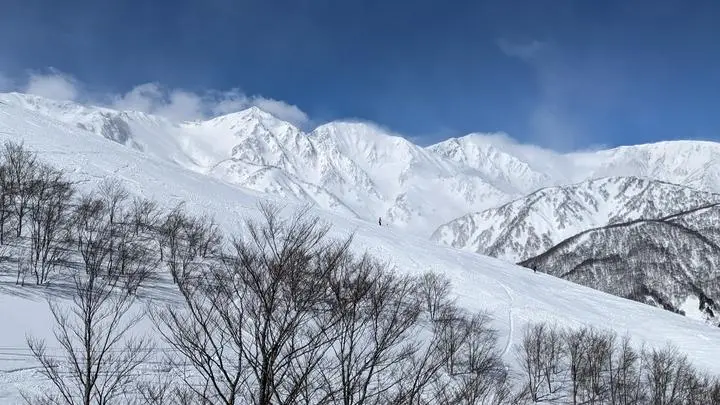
[{"xmin": 1, "ymin": 94, "xmax": 720, "ymax": 402}]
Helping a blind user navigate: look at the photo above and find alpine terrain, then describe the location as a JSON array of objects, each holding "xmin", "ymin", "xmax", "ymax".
[{"xmin": 1, "ymin": 91, "xmax": 720, "ymax": 402}]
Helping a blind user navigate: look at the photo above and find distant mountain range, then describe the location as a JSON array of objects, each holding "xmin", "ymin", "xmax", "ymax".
[
  {"xmin": 3, "ymin": 91, "xmax": 720, "ymax": 325},
  {"xmin": 7, "ymin": 91, "xmax": 720, "ymax": 237}
]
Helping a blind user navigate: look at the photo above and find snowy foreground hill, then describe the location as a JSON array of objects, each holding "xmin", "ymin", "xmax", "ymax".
[{"xmin": 2, "ymin": 93, "xmax": 720, "ymax": 402}]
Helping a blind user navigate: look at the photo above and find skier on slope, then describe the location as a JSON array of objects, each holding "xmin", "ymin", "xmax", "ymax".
[{"xmin": 378, "ymin": 217, "xmax": 382, "ymax": 226}]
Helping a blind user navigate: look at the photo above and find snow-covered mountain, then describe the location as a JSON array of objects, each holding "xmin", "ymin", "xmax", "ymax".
[
  {"xmin": 9, "ymin": 92, "xmax": 720, "ymax": 241},
  {"xmin": 432, "ymin": 177, "xmax": 720, "ymax": 262},
  {"xmin": 432, "ymin": 133, "xmax": 720, "ymax": 194},
  {"xmin": 3, "ymin": 91, "xmax": 720, "ymax": 402},
  {"xmin": 519, "ymin": 203, "xmax": 720, "ymax": 326},
  {"xmin": 0, "ymin": 93, "xmax": 516, "ymax": 235}
]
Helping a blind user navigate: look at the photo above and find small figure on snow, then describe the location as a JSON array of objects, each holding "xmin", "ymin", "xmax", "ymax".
[{"xmin": 378, "ymin": 217, "xmax": 382, "ymax": 226}]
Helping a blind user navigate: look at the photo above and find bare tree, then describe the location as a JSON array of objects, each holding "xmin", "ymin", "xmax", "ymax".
[
  {"xmin": 320, "ymin": 249, "xmax": 423, "ymax": 405},
  {"xmin": 224, "ymin": 203, "xmax": 347, "ymax": 405},
  {"xmin": 25, "ymin": 267, "xmax": 151, "ymax": 404},
  {"xmin": 72, "ymin": 196, "xmax": 115, "ymax": 277},
  {"xmin": 564, "ymin": 326, "xmax": 589, "ymax": 405},
  {"xmin": 71, "ymin": 188, "xmax": 158, "ymax": 293},
  {"xmin": 0, "ymin": 163, "xmax": 16, "ymax": 245},
  {"xmin": 150, "ymin": 260, "xmax": 249, "ymax": 405},
  {"xmin": 608, "ymin": 335, "xmax": 645, "ymax": 405},
  {"xmin": 3, "ymin": 140, "xmax": 38, "ymax": 238},
  {"xmin": 583, "ymin": 328, "xmax": 614, "ymax": 404},
  {"xmin": 418, "ymin": 271, "xmax": 454, "ymax": 321},
  {"xmin": 153, "ymin": 203, "xmax": 351, "ymax": 405},
  {"xmin": 429, "ymin": 308, "xmax": 510, "ymax": 405},
  {"xmin": 516, "ymin": 323, "xmax": 566, "ymax": 403},
  {"xmin": 129, "ymin": 197, "xmax": 161, "ymax": 238},
  {"xmin": 157, "ymin": 203, "xmax": 221, "ymax": 284},
  {"xmin": 27, "ymin": 163, "xmax": 74, "ymax": 284},
  {"xmin": 643, "ymin": 344, "xmax": 699, "ymax": 405}
]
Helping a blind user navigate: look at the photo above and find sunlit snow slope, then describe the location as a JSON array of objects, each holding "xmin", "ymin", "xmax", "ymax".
[
  {"xmin": 8, "ymin": 92, "xmax": 720, "ymax": 240},
  {"xmin": 1, "ymin": 93, "xmax": 720, "ymax": 403}
]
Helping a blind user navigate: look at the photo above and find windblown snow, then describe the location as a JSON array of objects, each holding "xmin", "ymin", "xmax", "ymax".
[{"xmin": 1, "ymin": 92, "xmax": 720, "ymax": 402}]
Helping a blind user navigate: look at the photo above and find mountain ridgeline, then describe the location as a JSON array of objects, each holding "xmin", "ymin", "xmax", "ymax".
[
  {"xmin": 520, "ymin": 203, "xmax": 720, "ymax": 326},
  {"xmin": 7, "ymin": 92, "xmax": 720, "ymax": 238},
  {"xmin": 432, "ymin": 177, "xmax": 720, "ymax": 262},
  {"xmin": 4, "ymin": 91, "xmax": 720, "ymax": 329}
]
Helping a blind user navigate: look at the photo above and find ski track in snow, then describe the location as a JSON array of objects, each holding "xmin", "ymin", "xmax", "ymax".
[{"xmin": 498, "ymin": 282, "xmax": 515, "ymax": 358}]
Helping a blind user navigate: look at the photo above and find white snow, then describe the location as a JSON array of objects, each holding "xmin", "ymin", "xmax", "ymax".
[{"xmin": 1, "ymin": 93, "xmax": 720, "ymax": 402}]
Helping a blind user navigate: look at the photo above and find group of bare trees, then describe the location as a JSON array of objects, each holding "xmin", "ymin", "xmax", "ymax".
[
  {"xmin": 515, "ymin": 322, "xmax": 720, "ymax": 404},
  {"xmin": 2, "ymin": 140, "xmax": 717, "ymax": 404},
  {"xmin": 147, "ymin": 204, "xmax": 512, "ymax": 405}
]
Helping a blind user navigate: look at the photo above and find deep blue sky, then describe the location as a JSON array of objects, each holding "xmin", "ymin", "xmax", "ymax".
[{"xmin": 1, "ymin": 0, "xmax": 719, "ymax": 150}]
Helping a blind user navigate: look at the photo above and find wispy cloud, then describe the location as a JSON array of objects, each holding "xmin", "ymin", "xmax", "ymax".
[
  {"xmin": 0, "ymin": 72, "xmax": 12, "ymax": 92},
  {"xmin": 25, "ymin": 68, "xmax": 79, "ymax": 101},
  {"xmin": 112, "ymin": 82, "xmax": 311, "ymax": 126},
  {"xmin": 496, "ymin": 38, "xmax": 547, "ymax": 61},
  {"xmin": 497, "ymin": 38, "xmax": 623, "ymax": 152},
  {"xmin": 2, "ymin": 69, "xmax": 311, "ymax": 127}
]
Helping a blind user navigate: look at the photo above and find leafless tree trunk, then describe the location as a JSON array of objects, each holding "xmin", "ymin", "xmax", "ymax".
[
  {"xmin": 418, "ymin": 271, "xmax": 454, "ymax": 321},
  {"xmin": 515, "ymin": 323, "xmax": 566, "ymax": 403},
  {"xmin": 0, "ymin": 163, "xmax": 15, "ymax": 245},
  {"xmin": 157, "ymin": 203, "xmax": 221, "ymax": 285},
  {"xmin": 153, "ymin": 203, "xmax": 351, "ymax": 405},
  {"xmin": 429, "ymin": 308, "xmax": 510, "ymax": 405},
  {"xmin": 27, "ymin": 164, "xmax": 74, "ymax": 284},
  {"xmin": 151, "ymin": 261, "xmax": 248, "ymax": 405},
  {"xmin": 3, "ymin": 140, "xmax": 38, "ymax": 238},
  {"xmin": 225, "ymin": 203, "xmax": 346, "ymax": 405},
  {"xmin": 643, "ymin": 344, "xmax": 697, "ymax": 405},
  {"xmin": 25, "ymin": 268, "xmax": 151, "ymax": 405},
  {"xmin": 72, "ymin": 189, "xmax": 158, "ymax": 293},
  {"xmin": 582, "ymin": 328, "xmax": 614, "ymax": 404},
  {"xmin": 564, "ymin": 326, "xmax": 589, "ymax": 405},
  {"xmin": 608, "ymin": 335, "xmax": 645, "ymax": 405},
  {"xmin": 320, "ymin": 250, "xmax": 423, "ymax": 405}
]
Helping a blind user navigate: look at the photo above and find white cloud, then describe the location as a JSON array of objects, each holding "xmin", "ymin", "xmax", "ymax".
[
  {"xmin": 155, "ymin": 90, "xmax": 205, "ymax": 122},
  {"xmin": 211, "ymin": 90, "xmax": 249, "ymax": 115},
  {"xmin": 112, "ymin": 83, "xmax": 205, "ymax": 121},
  {"xmin": 24, "ymin": 70, "xmax": 78, "ymax": 101},
  {"xmin": 111, "ymin": 82, "xmax": 163, "ymax": 112},
  {"xmin": 250, "ymin": 97, "xmax": 309, "ymax": 126},
  {"xmin": 110, "ymin": 83, "xmax": 310, "ymax": 126},
  {"xmin": 496, "ymin": 39, "xmax": 623, "ymax": 152}
]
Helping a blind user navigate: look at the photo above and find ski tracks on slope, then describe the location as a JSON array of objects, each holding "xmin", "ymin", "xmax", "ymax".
[{"xmin": 498, "ymin": 281, "xmax": 515, "ymax": 358}]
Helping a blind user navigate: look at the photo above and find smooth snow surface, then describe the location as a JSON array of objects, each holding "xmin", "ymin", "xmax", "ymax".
[{"xmin": 1, "ymin": 93, "xmax": 720, "ymax": 402}]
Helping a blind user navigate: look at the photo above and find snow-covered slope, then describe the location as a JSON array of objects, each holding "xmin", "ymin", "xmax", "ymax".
[
  {"xmin": 7, "ymin": 92, "xmax": 720, "ymax": 241},
  {"xmin": 432, "ymin": 177, "xmax": 720, "ymax": 262},
  {"xmin": 519, "ymin": 203, "xmax": 720, "ymax": 326},
  {"xmin": 2, "ymin": 93, "xmax": 720, "ymax": 402},
  {"xmin": 0, "ymin": 93, "xmax": 517, "ymax": 235}
]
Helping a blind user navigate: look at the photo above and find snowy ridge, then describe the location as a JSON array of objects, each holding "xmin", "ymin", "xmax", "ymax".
[
  {"xmin": 432, "ymin": 177, "xmax": 720, "ymax": 262},
  {"xmin": 9, "ymin": 92, "xmax": 720, "ymax": 240},
  {"xmin": 3, "ymin": 92, "xmax": 720, "ymax": 401},
  {"xmin": 519, "ymin": 202, "xmax": 720, "ymax": 325}
]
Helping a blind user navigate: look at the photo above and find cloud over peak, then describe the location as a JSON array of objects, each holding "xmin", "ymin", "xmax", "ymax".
[
  {"xmin": 5, "ymin": 69, "xmax": 310, "ymax": 127},
  {"xmin": 25, "ymin": 69, "xmax": 79, "ymax": 101}
]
